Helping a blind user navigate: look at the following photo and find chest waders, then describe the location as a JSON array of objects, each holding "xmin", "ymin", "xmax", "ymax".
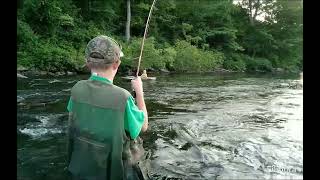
[{"xmin": 67, "ymin": 79, "xmax": 145, "ymax": 180}]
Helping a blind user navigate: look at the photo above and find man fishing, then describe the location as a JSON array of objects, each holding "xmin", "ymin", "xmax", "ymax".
[{"xmin": 66, "ymin": 35, "xmax": 148, "ymax": 180}]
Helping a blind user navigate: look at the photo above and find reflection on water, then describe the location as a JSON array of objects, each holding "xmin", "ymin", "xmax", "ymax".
[{"xmin": 17, "ymin": 73, "xmax": 303, "ymax": 179}]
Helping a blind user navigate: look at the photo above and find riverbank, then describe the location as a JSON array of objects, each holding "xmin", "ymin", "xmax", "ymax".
[{"xmin": 17, "ymin": 66, "xmax": 299, "ymax": 79}]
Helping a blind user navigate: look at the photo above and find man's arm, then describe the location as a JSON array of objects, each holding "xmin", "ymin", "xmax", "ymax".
[
  {"xmin": 135, "ymin": 92, "xmax": 148, "ymax": 132},
  {"xmin": 131, "ymin": 77, "xmax": 148, "ymax": 132},
  {"xmin": 67, "ymin": 112, "xmax": 74, "ymax": 164}
]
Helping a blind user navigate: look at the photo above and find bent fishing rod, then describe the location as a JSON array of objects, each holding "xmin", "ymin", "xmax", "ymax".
[
  {"xmin": 136, "ymin": 0, "xmax": 157, "ymax": 77},
  {"xmin": 131, "ymin": 0, "xmax": 157, "ymax": 97}
]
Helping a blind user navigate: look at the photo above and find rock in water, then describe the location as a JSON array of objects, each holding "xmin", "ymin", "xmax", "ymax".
[
  {"xmin": 49, "ymin": 79, "xmax": 62, "ymax": 84},
  {"xmin": 274, "ymin": 68, "xmax": 284, "ymax": 73},
  {"xmin": 160, "ymin": 68, "xmax": 170, "ymax": 73},
  {"xmin": 17, "ymin": 66, "xmax": 29, "ymax": 71},
  {"xmin": 40, "ymin": 71, "xmax": 47, "ymax": 75},
  {"xmin": 67, "ymin": 71, "xmax": 76, "ymax": 76},
  {"xmin": 17, "ymin": 96, "xmax": 25, "ymax": 103},
  {"xmin": 55, "ymin": 72, "xmax": 65, "ymax": 76},
  {"xmin": 17, "ymin": 73, "xmax": 28, "ymax": 79},
  {"xmin": 48, "ymin": 72, "xmax": 55, "ymax": 76},
  {"xmin": 122, "ymin": 76, "xmax": 156, "ymax": 80}
]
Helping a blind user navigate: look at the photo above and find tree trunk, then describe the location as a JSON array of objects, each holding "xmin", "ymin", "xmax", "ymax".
[
  {"xmin": 247, "ymin": 0, "xmax": 261, "ymax": 26},
  {"xmin": 249, "ymin": 16, "xmax": 254, "ymax": 26},
  {"xmin": 252, "ymin": 0, "xmax": 260, "ymax": 24},
  {"xmin": 125, "ymin": 0, "xmax": 131, "ymax": 42},
  {"xmin": 248, "ymin": 0, "xmax": 255, "ymax": 26}
]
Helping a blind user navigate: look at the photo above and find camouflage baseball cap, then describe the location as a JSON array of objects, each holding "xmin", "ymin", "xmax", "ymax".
[{"xmin": 85, "ymin": 35, "xmax": 124, "ymax": 65}]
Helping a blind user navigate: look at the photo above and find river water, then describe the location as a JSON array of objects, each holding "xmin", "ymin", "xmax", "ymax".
[{"xmin": 17, "ymin": 73, "xmax": 303, "ymax": 179}]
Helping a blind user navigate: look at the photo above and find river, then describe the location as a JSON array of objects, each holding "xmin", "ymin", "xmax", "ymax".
[{"xmin": 17, "ymin": 73, "xmax": 303, "ymax": 179}]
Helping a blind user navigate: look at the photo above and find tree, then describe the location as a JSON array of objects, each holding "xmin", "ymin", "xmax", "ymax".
[
  {"xmin": 270, "ymin": 0, "xmax": 303, "ymax": 70},
  {"xmin": 17, "ymin": 0, "xmax": 303, "ymax": 72},
  {"xmin": 235, "ymin": 0, "xmax": 273, "ymax": 26},
  {"xmin": 125, "ymin": 0, "xmax": 131, "ymax": 42}
]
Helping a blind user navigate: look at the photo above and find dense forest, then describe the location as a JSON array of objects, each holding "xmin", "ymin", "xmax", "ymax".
[{"xmin": 17, "ymin": 0, "xmax": 303, "ymax": 74}]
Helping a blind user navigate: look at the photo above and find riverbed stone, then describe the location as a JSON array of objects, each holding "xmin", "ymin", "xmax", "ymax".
[
  {"xmin": 55, "ymin": 72, "xmax": 65, "ymax": 76},
  {"xmin": 17, "ymin": 65, "xmax": 29, "ymax": 71},
  {"xmin": 67, "ymin": 71, "xmax": 76, "ymax": 75},
  {"xmin": 48, "ymin": 72, "xmax": 55, "ymax": 76},
  {"xmin": 159, "ymin": 68, "xmax": 170, "ymax": 73},
  {"xmin": 17, "ymin": 73, "xmax": 28, "ymax": 79},
  {"xmin": 39, "ymin": 71, "xmax": 47, "ymax": 75}
]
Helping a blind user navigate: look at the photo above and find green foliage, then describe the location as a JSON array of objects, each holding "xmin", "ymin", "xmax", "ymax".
[
  {"xmin": 149, "ymin": 0, "xmax": 179, "ymax": 44},
  {"xmin": 242, "ymin": 27, "xmax": 277, "ymax": 58},
  {"xmin": 131, "ymin": 2, "xmax": 150, "ymax": 37},
  {"xmin": 17, "ymin": 19, "xmax": 39, "ymax": 67},
  {"xmin": 235, "ymin": 0, "xmax": 303, "ymax": 72},
  {"xmin": 268, "ymin": 0, "xmax": 303, "ymax": 72},
  {"xmin": 59, "ymin": 14, "xmax": 74, "ymax": 27},
  {"xmin": 175, "ymin": 0, "xmax": 243, "ymax": 52},
  {"xmin": 202, "ymin": 49, "xmax": 225, "ymax": 70},
  {"xmin": 17, "ymin": 0, "xmax": 303, "ymax": 73},
  {"xmin": 122, "ymin": 37, "xmax": 165, "ymax": 70},
  {"xmin": 17, "ymin": 50, "xmax": 34, "ymax": 68},
  {"xmin": 173, "ymin": 40, "xmax": 224, "ymax": 72},
  {"xmin": 29, "ymin": 39, "xmax": 81, "ymax": 72},
  {"xmin": 173, "ymin": 40, "xmax": 201, "ymax": 72},
  {"xmin": 22, "ymin": 0, "xmax": 63, "ymax": 35},
  {"xmin": 17, "ymin": 19, "xmax": 38, "ymax": 50},
  {"xmin": 161, "ymin": 47, "xmax": 177, "ymax": 70},
  {"xmin": 223, "ymin": 53, "xmax": 247, "ymax": 72},
  {"xmin": 245, "ymin": 57, "xmax": 273, "ymax": 72}
]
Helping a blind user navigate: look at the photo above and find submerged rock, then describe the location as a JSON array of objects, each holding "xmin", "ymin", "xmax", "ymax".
[
  {"xmin": 39, "ymin": 71, "xmax": 47, "ymax": 75},
  {"xmin": 67, "ymin": 71, "xmax": 76, "ymax": 76},
  {"xmin": 48, "ymin": 72, "xmax": 55, "ymax": 76},
  {"xmin": 49, "ymin": 79, "xmax": 62, "ymax": 84},
  {"xmin": 159, "ymin": 68, "xmax": 170, "ymax": 73},
  {"xmin": 17, "ymin": 66, "xmax": 29, "ymax": 71},
  {"xmin": 55, "ymin": 72, "xmax": 65, "ymax": 76},
  {"xmin": 17, "ymin": 73, "xmax": 28, "ymax": 79},
  {"xmin": 17, "ymin": 96, "xmax": 25, "ymax": 103},
  {"xmin": 272, "ymin": 68, "xmax": 284, "ymax": 73},
  {"xmin": 213, "ymin": 68, "xmax": 235, "ymax": 73}
]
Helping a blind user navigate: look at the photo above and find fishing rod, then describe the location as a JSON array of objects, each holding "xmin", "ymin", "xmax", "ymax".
[{"xmin": 136, "ymin": 0, "xmax": 158, "ymax": 77}]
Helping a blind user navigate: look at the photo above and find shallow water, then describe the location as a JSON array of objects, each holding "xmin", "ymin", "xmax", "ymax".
[{"xmin": 17, "ymin": 73, "xmax": 303, "ymax": 179}]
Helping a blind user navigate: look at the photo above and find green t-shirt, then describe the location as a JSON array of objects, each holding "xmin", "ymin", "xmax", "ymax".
[{"xmin": 67, "ymin": 74, "xmax": 144, "ymax": 139}]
